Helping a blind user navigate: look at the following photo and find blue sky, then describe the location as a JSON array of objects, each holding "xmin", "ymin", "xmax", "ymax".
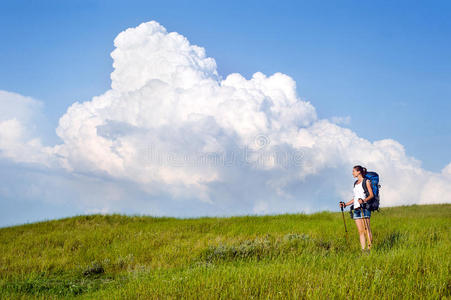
[
  {"xmin": 1, "ymin": 0, "xmax": 450, "ymax": 171},
  {"xmin": 0, "ymin": 0, "xmax": 450, "ymax": 227}
]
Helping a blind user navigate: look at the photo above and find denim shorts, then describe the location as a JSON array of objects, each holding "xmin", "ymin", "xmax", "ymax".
[{"xmin": 353, "ymin": 207, "xmax": 371, "ymax": 219}]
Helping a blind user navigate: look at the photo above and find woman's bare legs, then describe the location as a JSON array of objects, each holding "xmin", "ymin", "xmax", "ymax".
[{"xmin": 355, "ymin": 219, "xmax": 367, "ymax": 249}]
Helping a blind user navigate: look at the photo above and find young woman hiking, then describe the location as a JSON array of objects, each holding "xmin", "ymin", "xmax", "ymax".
[{"xmin": 339, "ymin": 165, "xmax": 374, "ymax": 251}]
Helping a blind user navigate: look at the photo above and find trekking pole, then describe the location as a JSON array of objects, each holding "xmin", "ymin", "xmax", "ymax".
[
  {"xmin": 363, "ymin": 216, "xmax": 371, "ymax": 250},
  {"xmin": 339, "ymin": 201, "xmax": 348, "ymax": 238}
]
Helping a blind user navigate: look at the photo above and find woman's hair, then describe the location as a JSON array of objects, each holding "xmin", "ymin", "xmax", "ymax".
[{"xmin": 353, "ymin": 165, "xmax": 367, "ymax": 176}]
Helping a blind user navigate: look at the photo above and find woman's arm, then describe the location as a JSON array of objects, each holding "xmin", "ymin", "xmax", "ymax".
[
  {"xmin": 340, "ymin": 199, "xmax": 354, "ymax": 208},
  {"xmin": 362, "ymin": 180, "xmax": 374, "ymax": 202}
]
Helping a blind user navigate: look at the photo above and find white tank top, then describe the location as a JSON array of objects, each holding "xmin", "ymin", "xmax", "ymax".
[{"xmin": 353, "ymin": 180, "xmax": 366, "ymax": 208}]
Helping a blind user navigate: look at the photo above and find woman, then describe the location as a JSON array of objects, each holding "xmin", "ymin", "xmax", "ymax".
[{"xmin": 339, "ymin": 165, "xmax": 374, "ymax": 251}]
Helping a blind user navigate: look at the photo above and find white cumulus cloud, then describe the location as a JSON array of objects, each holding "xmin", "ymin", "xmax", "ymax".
[
  {"xmin": 0, "ymin": 91, "xmax": 55, "ymax": 166},
  {"xmin": 1, "ymin": 21, "xmax": 450, "ymax": 221}
]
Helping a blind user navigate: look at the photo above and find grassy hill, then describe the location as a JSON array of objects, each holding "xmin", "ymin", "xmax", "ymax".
[{"xmin": 0, "ymin": 204, "xmax": 449, "ymax": 299}]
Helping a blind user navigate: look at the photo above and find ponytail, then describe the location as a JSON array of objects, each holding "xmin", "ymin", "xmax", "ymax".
[{"xmin": 354, "ymin": 165, "xmax": 367, "ymax": 176}]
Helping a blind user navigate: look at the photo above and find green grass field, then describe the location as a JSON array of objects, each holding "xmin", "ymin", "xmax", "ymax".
[{"xmin": 0, "ymin": 204, "xmax": 449, "ymax": 299}]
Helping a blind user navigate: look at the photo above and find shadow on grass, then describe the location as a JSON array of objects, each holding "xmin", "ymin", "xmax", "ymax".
[
  {"xmin": 374, "ymin": 230, "xmax": 406, "ymax": 251},
  {"xmin": 1, "ymin": 261, "xmax": 118, "ymax": 297},
  {"xmin": 197, "ymin": 233, "xmax": 348, "ymax": 264}
]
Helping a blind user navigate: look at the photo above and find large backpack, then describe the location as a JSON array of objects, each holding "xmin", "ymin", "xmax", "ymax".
[{"xmin": 354, "ymin": 171, "xmax": 381, "ymax": 211}]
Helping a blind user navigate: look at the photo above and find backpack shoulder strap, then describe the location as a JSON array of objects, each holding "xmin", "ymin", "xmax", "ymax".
[{"xmin": 354, "ymin": 180, "xmax": 358, "ymax": 187}]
